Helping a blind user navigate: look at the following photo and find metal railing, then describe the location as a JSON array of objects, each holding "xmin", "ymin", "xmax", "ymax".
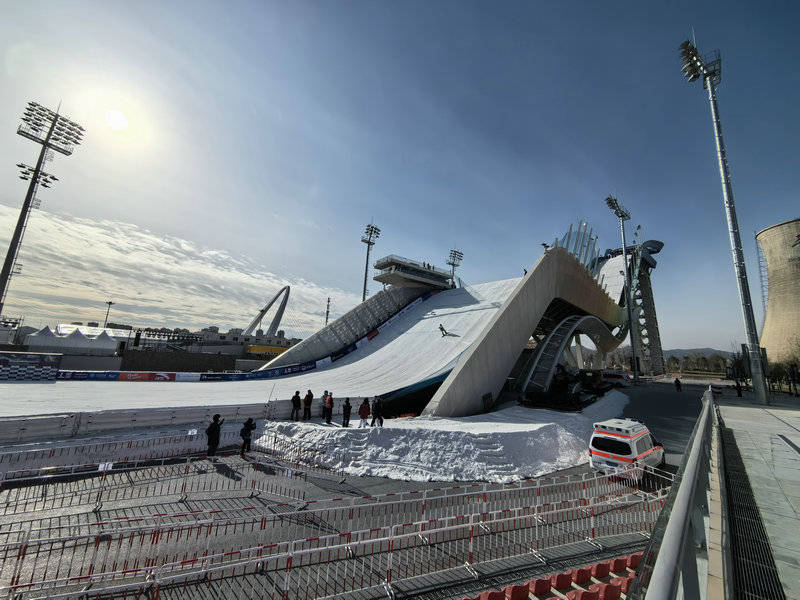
[
  {"xmin": 629, "ymin": 387, "xmax": 731, "ymax": 600},
  {"xmin": 3, "ymin": 489, "xmax": 667, "ymax": 599}
]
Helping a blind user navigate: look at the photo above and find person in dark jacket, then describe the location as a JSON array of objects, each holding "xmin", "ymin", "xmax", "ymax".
[
  {"xmin": 240, "ymin": 418, "xmax": 257, "ymax": 457},
  {"xmin": 303, "ymin": 390, "xmax": 313, "ymax": 420},
  {"xmin": 206, "ymin": 414, "xmax": 224, "ymax": 456},
  {"xmin": 674, "ymin": 378, "xmax": 682, "ymax": 392},
  {"xmin": 370, "ymin": 396, "xmax": 383, "ymax": 428},
  {"xmin": 735, "ymin": 380, "xmax": 743, "ymax": 397},
  {"xmin": 325, "ymin": 392, "xmax": 334, "ymax": 424},
  {"xmin": 358, "ymin": 398, "xmax": 371, "ymax": 428},
  {"xmin": 321, "ymin": 390, "xmax": 329, "ymax": 419},
  {"xmin": 290, "ymin": 391, "xmax": 301, "ymax": 421},
  {"xmin": 342, "ymin": 398, "xmax": 351, "ymax": 427}
]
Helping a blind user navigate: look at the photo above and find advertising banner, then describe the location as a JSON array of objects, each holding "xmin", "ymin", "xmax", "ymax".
[
  {"xmin": 151, "ymin": 372, "xmax": 177, "ymax": 382},
  {"xmin": 175, "ymin": 372, "xmax": 202, "ymax": 382},
  {"xmin": 118, "ymin": 372, "xmax": 155, "ymax": 381},
  {"xmin": 86, "ymin": 371, "xmax": 120, "ymax": 381}
]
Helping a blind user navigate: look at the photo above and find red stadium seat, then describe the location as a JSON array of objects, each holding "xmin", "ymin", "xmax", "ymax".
[
  {"xmin": 479, "ymin": 591, "xmax": 505, "ymax": 600},
  {"xmin": 609, "ymin": 557, "xmax": 628, "ymax": 573},
  {"xmin": 589, "ymin": 583, "xmax": 621, "ymax": 600},
  {"xmin": 569, "ymin": 567, "xmax": 592, "ymax": 585},
  {"xmin": 611, "ymin": 577, "xmax": 631, "ymax": 593},
  {"xmin": 504, "ymin": 584, "xmax": 529, "ymax": 600},
  {"xmin": 566, "ymin": 591, "xmax": 599, "ymax": 600},
  {"xmin": 550, "ymin": 572, "xmax": 573, "ymax": 590},
  {"xmin": 592, "ymin": 562, "xmax": 610, "ymax": 579},
  {"xmin": 527, "ymin": 578, "xmax": 551, "ymax": 595},
  {"xmin": 628, "ymin": 552, "xmax": 643, "ymax": 569}
]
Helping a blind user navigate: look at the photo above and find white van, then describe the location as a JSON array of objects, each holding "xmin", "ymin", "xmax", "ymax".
[{"xmin": 589, "ymin": 418, "xmax": 665, "ymax": 473}]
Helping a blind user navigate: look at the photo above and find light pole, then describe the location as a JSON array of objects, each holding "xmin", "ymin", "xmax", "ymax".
[
  {"xmin": 360, "ymin": 223, "xmax": 380, "ymax": 302},
  {"xmin": 679, "ymin": 39, "xmax": 768, "ymax": 404},
  {"xmin": 0, "ymin": 101, "xmax": 84, "ymax": 316},
  {"xmin": 446, "ymin": 249, "xmax": 463, "ymax": 285},
  {"xmin": 605, "ymin": 195, "xmax": 639, "ymax": 383},
  {"xmin": 103, "ymin": 301, "xmax": 115, "ymax": 328}
]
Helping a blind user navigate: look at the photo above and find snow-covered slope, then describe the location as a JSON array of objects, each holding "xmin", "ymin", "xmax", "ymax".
[
  {"xmin": 261, "ymin": 392, "xmax": 629, "ymax": 482},
  {"xmin": 0, "ymin": 279, "xmax": 520, "ymax": 416}
]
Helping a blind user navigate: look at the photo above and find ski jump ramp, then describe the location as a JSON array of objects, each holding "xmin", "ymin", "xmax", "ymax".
[{"xmin": 0, "ymin": 248, "xmax": 627, "ymax": 422}]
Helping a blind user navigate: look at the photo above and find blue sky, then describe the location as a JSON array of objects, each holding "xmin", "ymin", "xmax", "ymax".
[{"xmin": 0, "ymin": 1, "xmax": 797, "ymax": 349}]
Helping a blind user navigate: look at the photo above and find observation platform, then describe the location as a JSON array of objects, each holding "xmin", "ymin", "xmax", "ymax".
[
  {"xmin": 717, "ymin": 393, "xmax": 800, "ymax": 599},
  {"xmin": 373, "ymin": 254, "xmax": 454, "ymax": 289}
]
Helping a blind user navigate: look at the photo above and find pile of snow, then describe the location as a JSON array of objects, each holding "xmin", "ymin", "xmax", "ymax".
[{"xmin": 260, "ymin": 391, "xmax": 629, "ymax": 482}]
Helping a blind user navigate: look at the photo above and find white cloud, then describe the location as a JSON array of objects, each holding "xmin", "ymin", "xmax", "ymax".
[{"xmin": 0, "ymin": 203, "xmax": 361, "ymax": 336}]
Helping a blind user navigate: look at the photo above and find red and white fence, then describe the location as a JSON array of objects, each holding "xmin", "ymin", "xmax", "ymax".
[{"xmin": 3, "ymin": 491, "xmax": 666, "ymax": 599}]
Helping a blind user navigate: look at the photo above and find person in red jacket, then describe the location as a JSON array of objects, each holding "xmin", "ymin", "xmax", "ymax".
[
  {"xmin": 358, "ymin": 398, "xmax": 371, "ymax": 428},
  {"xmin": 325, "ymin": 392, "xmax": 334, "ymax": 424}
]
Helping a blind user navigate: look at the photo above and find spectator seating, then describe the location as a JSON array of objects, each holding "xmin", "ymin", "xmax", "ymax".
[{"xmin": 457, "ymin": 551, "xmax": 643, "ymax": 600}]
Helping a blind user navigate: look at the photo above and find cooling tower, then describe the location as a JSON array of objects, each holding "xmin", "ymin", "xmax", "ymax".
[{"xmin": 756, "ymin": 217, "xmax": 800, "ymax": 364}]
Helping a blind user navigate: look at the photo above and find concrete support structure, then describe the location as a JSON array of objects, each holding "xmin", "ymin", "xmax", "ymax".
[{"xmin": 423, "ymin": 248, "xmax": 623, "ymax": 417}]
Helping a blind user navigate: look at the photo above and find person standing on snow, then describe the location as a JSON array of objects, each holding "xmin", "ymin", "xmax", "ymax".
[
  {"xmin": 325, "ymin": 392, "xmax": 334, "ymax": 424},
  {"xmin": 321, "ymin": 390, "xmax": 329, "ymax": 419},
  {"xmin": 370, "ymin": 396, "xmax": 384, "ymax": 428},
  {"xmin": 239, "ymin": 417, "xmax": 257, "ymax": 457},
  {"xmin": 358, "ymin": 398, "xmax": 371, "ymax": 428},
  {"xmin": 205, "ymin": 414, "xmax": 224, "ymax": 457},
  {"xmin": 302, "ymin": 390, "xmax": 313, "ymax": 421},
  {"xmin": 342, "ymin": 398, "xmax": 351, "ymax": 427},
  {"xmin": 290, "ymin": 391, "xmax": 301, "ymax": 421}
]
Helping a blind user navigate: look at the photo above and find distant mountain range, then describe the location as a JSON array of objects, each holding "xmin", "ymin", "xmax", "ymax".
[{"xmin": 663, "ymin": 348, "xmax": 732, "ymax": 359}]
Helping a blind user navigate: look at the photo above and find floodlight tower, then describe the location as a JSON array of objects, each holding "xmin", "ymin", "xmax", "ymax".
[
  {"xmin": 446, "ymin": 249, "xmax": 463, "ymax": 283},
  {"xmin": 103, "ymin": 301, "xmax": 115, "ymax": 328},
  {"xmin": 0, "ymin": 102, "xmax": 84, "ymax": 316},
  {"xmin": 679, "ymin": 40, "xmax": 768, "ymax": 404},
  {"xmin": 360, "ymin": 222, "xmax": 380, "ymax": 302},
  {"xmin": 605, "ymin": 196, "xmax": 639, "ymax": 384}
]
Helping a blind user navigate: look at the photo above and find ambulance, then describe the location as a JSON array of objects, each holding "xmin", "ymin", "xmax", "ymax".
[{"xmin": 589, "ymin": 418, "xmax": 665, "ymax": 473}]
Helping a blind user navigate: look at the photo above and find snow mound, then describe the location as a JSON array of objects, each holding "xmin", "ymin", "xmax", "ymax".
[{"xmin": 260, "ymin": 391, "xmax": 629, "ymax": 482}]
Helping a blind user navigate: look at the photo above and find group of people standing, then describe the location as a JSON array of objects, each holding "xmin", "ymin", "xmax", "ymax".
[
  {"xmin": 205, "ymin": 414, "xmax": 257, "ymax": 458},
  {"xmin": 290, "ymin": 390, "xmax": 384, "ymax": 427},
  {"xmin": 203, "ymin": 391, "xmax": 386, "ymax": 459}
]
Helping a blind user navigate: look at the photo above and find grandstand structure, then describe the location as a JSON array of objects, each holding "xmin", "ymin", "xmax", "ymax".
[
  {"xmin": 0, "ymin": 420, "xmax": 673, "ymax": 600},
  {"xmin": 0, "ymin": 385, "xmax": 773, "ymax": 599}
]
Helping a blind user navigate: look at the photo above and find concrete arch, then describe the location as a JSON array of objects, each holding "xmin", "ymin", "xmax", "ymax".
[
  {"xmin": 516, "ymin": 314, "xmax": 620, "ymax": 394},
  {"xmin": 244, "ymin": 286, "xmax": 290, "ymax": 337}
]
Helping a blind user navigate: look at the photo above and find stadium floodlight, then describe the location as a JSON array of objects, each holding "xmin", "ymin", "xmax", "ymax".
[
  {"xmin": 678, "ymin": 38, "xmax": 768, "ymax": 405},
  {"xmin": 605, "ymin": 195, "xmax": 639, "ymax": 384},
  {"xmin": 360, "ymin": 222, "xmax": 381, "ymax": 302},
  {"xmin": 103, "ymin": 301, "xmax": 115, "ymax": 328},
  {"xmin": 446, "ymin": 249, "xmax": 464, "ymax": 282},
  {"xmin": 0, "ymin": 102, "xmax": 85, "ymax": 316}
]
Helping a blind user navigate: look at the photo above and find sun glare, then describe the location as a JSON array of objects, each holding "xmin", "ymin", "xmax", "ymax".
[{"xmin": 105, "ymin": 109, "xmax": 129, "ymax": 131}]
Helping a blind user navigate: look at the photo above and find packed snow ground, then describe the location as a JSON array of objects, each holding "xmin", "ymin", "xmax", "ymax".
[{"xmin": 261, "ymin": 391, "xmax": 629, "ymax": 482}]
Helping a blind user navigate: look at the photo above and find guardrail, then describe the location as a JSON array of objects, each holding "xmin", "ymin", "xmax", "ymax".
[
  {"xmin": 1, "ymin": 488, "xmax": 667, "ymax": 599},
  {"xmin": 0, "ymin": 427, "xmax": 334, "ymax": 477},
  {"xmin": 628, "ymin": 386, "xmax": 732, "ymax": 600}
]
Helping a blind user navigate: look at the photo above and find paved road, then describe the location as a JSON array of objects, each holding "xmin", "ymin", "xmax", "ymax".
[{"xmin": 620, "ymin": 381, "xmax": 706, "ymax": 468}]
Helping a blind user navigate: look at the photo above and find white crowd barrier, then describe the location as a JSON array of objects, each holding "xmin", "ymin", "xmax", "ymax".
[
  {"xmin": 0, "ymin": 465, "xmax": 671, "ymax": 596},
  {"xmin": 0, "ymin": 400, "xmax": 297, "ymax": 445},
  {"xmin": 3, "ymin": 490, "xmax": 667, "ymax": 599}
]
